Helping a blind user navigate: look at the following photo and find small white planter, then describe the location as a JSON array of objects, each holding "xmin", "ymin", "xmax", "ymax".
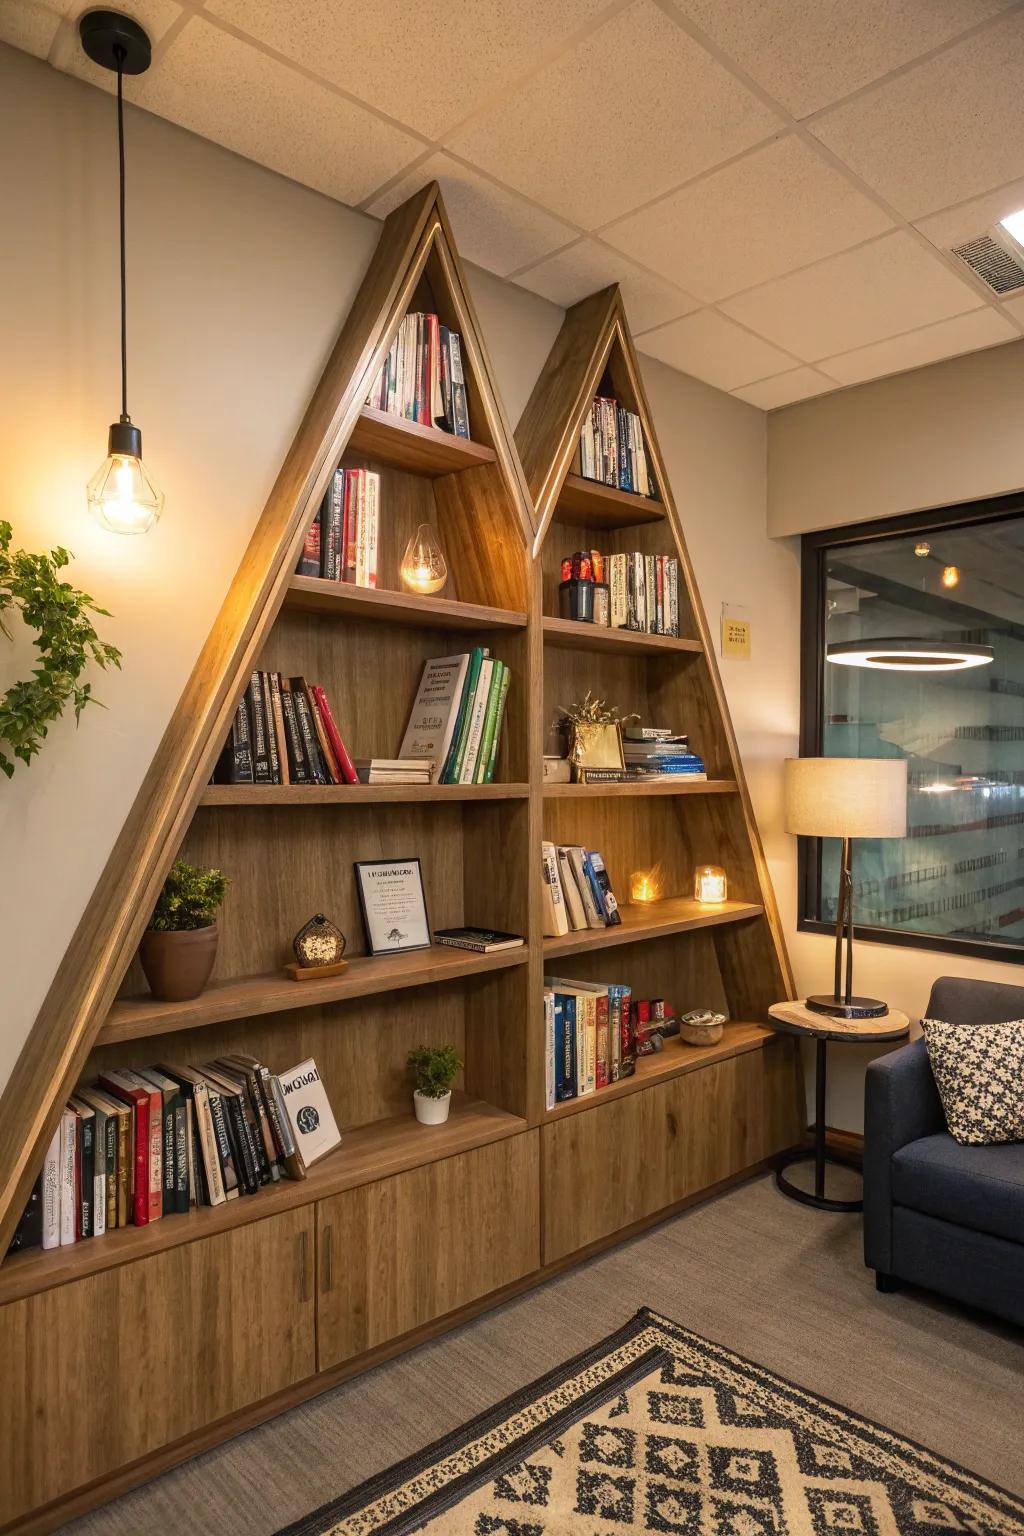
[{"xmin": 414, "ymin": 1089, "xmax": 451, "ymax": 1125}]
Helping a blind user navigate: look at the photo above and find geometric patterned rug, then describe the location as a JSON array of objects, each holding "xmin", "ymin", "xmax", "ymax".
[{"xmin": 277, "ymin": 1309, "xmax": 1024, "ymax": 1536}]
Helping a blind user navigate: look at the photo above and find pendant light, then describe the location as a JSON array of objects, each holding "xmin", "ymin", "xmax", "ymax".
[
  {"xmin": 826, "ymin": 638, "xmax": 994, "ymax": 672},
  {"xmin": 80, "ymin": 10, "xmax": 163, "ymax": 534}
]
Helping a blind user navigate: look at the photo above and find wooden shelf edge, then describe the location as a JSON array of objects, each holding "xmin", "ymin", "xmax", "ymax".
[
  {"xmin": 543, "ymin": 899, "xmax": 764, "ymax": 957},
  {"xmin": 0, "ymin": 1097, "xmax": 528, "ymax": 1306},
  {"xmin": 285, "ymin": 576, "xmax": 527, "ymax": 632},
  {"xmin": 200, "ymin": 783, "xmax": 531, "ymax": 807},
  {"xmin": 347, "ymin": 406, "xmax": 497, "ymax": 475},
  {"xmin": 541, "ymin": 615, "xmax": 702, "ymax": 656},
  {"xmin": 543, "ymin": 1022, "xmax": 775, "ymax": 1121},
  {"xmin": 554, "ymin": 472, "xmax": 666, "ymax": 529},
  {"xmin": 101, "ymin": 946, "xmax": 530, "ymax": 1045},
  {"xmin": 543, "ymin": 779, "xmax": 738, "ymax": 799}
]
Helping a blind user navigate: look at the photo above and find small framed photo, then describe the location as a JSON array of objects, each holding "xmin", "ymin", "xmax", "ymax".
[{"xmin": 354, "ymin": 858, "xmax": 431, "ymax": 955}]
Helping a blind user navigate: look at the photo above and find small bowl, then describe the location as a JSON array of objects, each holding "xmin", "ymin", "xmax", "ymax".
[{"xmin": 677, "ymin": 1010, "xmax": 726, "ymax": 1047}]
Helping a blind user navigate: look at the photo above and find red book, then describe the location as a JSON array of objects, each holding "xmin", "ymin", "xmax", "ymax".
[
  {"xmin": 595, "ymin": 994, "xmax": 609, "ymax": 1090},
  {"xmin": 98, "ymin": 1072, "xmax": 150, "ymax": 1226},
  {"xmin": 304, "ymin": 685, "xmax": 341, "ymax": 784},
  {"xmin": 311, "ymin": 687, "xmax": 359, "ymax": 784}
]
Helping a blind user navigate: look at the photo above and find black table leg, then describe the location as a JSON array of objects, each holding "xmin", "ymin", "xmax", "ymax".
[{"xmin": 775, "ymin": 1037, "xmax": 863, "ymax": 1212}]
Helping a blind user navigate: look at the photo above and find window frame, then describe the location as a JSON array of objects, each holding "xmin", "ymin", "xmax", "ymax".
[{"xmin": 798, "ymin": 488, "xmax": 1024, "ymax": 966}]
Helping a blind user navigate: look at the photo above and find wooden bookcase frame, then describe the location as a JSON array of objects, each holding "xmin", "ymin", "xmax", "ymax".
[{"xmin": 0, "ymin": 192, "xmax": 801, "ymax": 1535}]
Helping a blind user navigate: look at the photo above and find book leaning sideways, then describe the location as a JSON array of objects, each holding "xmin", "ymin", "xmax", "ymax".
[{"xmin": 278, "ymin": 1059, "xmax": 342, "ymax": 1167}]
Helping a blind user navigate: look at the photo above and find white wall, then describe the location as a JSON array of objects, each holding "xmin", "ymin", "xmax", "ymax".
[{"xmin": 0, "ymin": 45, "xmax": 784, "ymax": 1106}]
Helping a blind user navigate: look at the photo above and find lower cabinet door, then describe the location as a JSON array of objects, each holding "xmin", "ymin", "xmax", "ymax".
[
  {"xmin": 542, "ymin": 1041, "xmax": 800, "ymax": 1263},
  {"xmin": 0, "ymin": 1206, "xmax": 316, "ymax": 1528},
  {"xmin": 316, "ymin": 1130, "xmax": 540, "ymax": 1370}
]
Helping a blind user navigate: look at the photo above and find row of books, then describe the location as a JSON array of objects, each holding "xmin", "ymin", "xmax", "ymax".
[
  {"xmin": 7, "ymin": 1057, "xmax": 312, "ymax": 1254},
  {"xmin": 215, "ymin": 671, "xmax": 358, "ymax": 787},
  {"xmin": 399, "ymin": 648, "xmax": 511, "ymax": 785},
  {"xmin": 296, "ymin": 467, "xmax": 380, "ymax": 587},
  {"xmin": 560, "ymin": 549, "xmax": 680, "ymax": 635},
  {"xmin": 365, "ymin": 311, "xmax": 470, "ymax": 438},
  {"xmin": 542, "ymin": 841, "xmax": 620, "ymax": 937},
  {"xmin": 544, "ymin": 981, "xmax": 678, "ymax": 1105},
  {"xmin": 579, "ymin": 395, "xmax": 652, "ymax": 497}
]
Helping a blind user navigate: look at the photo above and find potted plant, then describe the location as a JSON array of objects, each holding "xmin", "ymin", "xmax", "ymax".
[
  {"xmin": 407, "ymin": 1044, "xmax": 461, "ymax": 1125},
  {"xmin": 139, "ymin": 858, "xmax": 228, "ymax": 1002}
]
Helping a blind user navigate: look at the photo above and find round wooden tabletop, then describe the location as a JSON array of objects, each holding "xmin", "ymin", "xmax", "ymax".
[{"xmin": 768, "ymin": 1000, "xmax": 911, "ymax": 1044}]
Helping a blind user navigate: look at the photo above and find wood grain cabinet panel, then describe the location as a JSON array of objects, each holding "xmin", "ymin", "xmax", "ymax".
[
  {"xmin": 316, "ymin": 1132, "xmax": 539, "ymax": 1370},
  {"xmin": 542, "ymin": 1041, "xmax": 800, "ymax": 1264},
  {"xmin": 0, "ymin": 1207, "xmax": 315, "ymax": 1528}
]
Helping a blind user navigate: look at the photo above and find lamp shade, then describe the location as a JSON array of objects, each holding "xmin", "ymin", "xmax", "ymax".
[{"xmin": 784, "ymin": 757, "xmax": 907, "ymax": 839}]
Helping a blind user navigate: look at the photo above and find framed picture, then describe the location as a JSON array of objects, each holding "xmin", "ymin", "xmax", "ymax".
[{"xmin": 354, "ymin": 858, "xmax": 431, "ymax": 955}]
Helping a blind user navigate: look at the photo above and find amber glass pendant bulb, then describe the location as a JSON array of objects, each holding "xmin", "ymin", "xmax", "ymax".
[{"xmin": 401, "ymin": 524, "xmax": 448, "ymax": 594}]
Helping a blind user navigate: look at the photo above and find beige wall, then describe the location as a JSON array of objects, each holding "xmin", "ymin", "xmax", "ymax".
[
  {"xmin": 0, "ymin": 46, "xmax": 785, "ymax": 1108},
  {"xmin": 769, "ymin": 345, "xmax": 1024, "ymax": 1131}
]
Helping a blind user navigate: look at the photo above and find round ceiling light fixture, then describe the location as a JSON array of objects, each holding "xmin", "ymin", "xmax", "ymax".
[{"xmin": 826, "ymin": 638, "xmax": 994, "ymax": 672}]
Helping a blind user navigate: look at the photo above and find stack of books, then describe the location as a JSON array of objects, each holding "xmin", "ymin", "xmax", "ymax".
[
  {"xmin": 296, "ymin": 467, "xmax": 380, "ymax": 588},
  {"xmin": 214, "ymin": 672, "xmax": 358, "ymax": 787},
  {"xmin": 622, "ymin": 726, "xmax": 706, "ymax": 780},
  {"xmin": 399, "ymin": 648, "xmax": 511, "ymax": 785},
  {"xmin": 365, "ymin": 311, "xmax": 470, "ymax": 438},
  {"xmin": 579, "ymin": 395, "xmax": 652, "ymax": 495},
  {"xmin": 7, "ymin": 1055, "xmax": 313, "ymax": 1254},
  {"xmin": 541, "ymin": 842, "xmax": 620, "ymax": 937},
  {"xmin": 543, "ymin": 977, "xmax": 634, "ymax": 1105},
  {"xmin": 356, "ymin": 758, "xmax": 432, "ymax": 786}
]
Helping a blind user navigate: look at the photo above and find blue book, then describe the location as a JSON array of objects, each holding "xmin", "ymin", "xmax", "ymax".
[
  {"xmin": 583, "ymin": 851, "xmax": 620, "ymax": 926},
  {"xmin": 554, "ymin": 994, "xmax": 577, "ymax": 1100}
]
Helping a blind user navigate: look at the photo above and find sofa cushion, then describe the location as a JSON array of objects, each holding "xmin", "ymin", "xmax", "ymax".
[
  {"xmin": 921, "ymin": 1017, "xmax": 1024, "ymax": 1145},
  {"xmin": 891, "ymin": 1134, "xmax": 1024, "ymax": 1245}
]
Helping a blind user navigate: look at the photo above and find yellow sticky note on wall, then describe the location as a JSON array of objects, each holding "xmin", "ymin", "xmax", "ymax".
[{"xmin": 721, "ymin": 604, "xmax": 751, "ymax": 659}]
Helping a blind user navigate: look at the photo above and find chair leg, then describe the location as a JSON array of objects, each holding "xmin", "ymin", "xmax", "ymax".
[{"xmin": 875, "ymin": 1271, "xmax": 902, "ymax": 1294}]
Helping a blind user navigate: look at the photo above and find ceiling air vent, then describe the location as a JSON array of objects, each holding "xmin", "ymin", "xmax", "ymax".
[{"xmin": 951, "ymin": 230, "xmax": 1024, "ymax": 295}]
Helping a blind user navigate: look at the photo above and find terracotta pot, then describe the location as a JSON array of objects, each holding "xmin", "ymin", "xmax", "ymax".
[{"xmin": 140, "ymin": 923, "xmax": 219, "ymax": 1002}]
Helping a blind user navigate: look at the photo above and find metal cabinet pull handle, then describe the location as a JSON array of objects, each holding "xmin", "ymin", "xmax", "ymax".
[
  {"xmin": 297, "ymin": 1228, "xmax": 312, "ymax": 1303},
  {"xmin": 321, "ymin": 1223, "xmax": 334, "ymax": 1294}
]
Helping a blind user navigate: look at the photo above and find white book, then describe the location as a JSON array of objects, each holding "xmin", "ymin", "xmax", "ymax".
[
  {"xmin": 544, "ymin": 991, "xmax": 556, "ymax": 1111},
  {"xmin": 59, "ymin": 1105, "xmax": 76, "ymax": 1246},
  {"xmin": 399, "ymin": 653, "xmax": 470, "ymax": 782},
  {"xmin": 459, "ymin": 658, "xmax": 493, "ymax": 783},
  {"xmin": 633, "ymin": 552, "xmax": 646, "ymax": 631},
  {"xmin": 609, "ymin": 554, "xmax": 628, "ymax": 629},
  {"xmin": 557, "ymin": 846, "xmax": 588, "ymax": 930},
  {"xmin": 541, "ymin": 840, "xmax": 569, "ymax": 937},
  {"xmin": 279, "ymin": 1058, "xmax": 341, "ymax": 1168},
  {"xmin": 667, "ymin": 558, "xmax": 679, "ymax": 636},
  {"xmin": 41, "ymin": 1123, "xmax": 60, "ymax": 1250}
]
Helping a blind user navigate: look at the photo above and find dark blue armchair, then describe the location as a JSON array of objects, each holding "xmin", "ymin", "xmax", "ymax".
[{"xmin": 864, "ymin": 975, "xmax": 1024, "ymax": 1326}]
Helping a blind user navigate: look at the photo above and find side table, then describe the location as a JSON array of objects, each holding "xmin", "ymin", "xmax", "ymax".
[{"xmin": 768, "ymin": 1001, "xmax": 910, "ymax": 1212}]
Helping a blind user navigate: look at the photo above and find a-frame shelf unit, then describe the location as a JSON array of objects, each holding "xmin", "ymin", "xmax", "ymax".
[{"xmin": 516, "ymin": 285, "xmax": 801, "ymax": 1257}]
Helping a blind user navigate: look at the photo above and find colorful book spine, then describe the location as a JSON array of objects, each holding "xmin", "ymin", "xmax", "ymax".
[
  {"xmin": 296, "ymin": 507, "xmax": 321, "ymax": 577},
  {"xmin": 483, "ymin": 666, "xmax": 511, "ymax": 784}
]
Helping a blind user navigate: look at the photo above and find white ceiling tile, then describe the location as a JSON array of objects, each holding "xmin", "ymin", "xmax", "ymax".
[
  {"xmin": 112, "ymin": 16, "xmax": 422, "ymax": 207},
  {"xmin": 58, "ymin": 0, "xmax": 183, "ymax": 83},
  {"xmin": 513, "ymin": 240, "xmax": 698, "ymax": 332},
  {"xmin": 720, "ymin": 231, "xmax": 980, "ymax": 359},
  {"xmin": 668, "ymin": 0, "xmax": 1015, "ymax": 118},
  {"xmin": 0, "ymin": 0, "xmax": 64, "ymax": 58},
  {"xmin": 733, "ymin": 368, "xmax": 838, "ymax": 409},
  {"xmin": 915, "ymin": 178, "xmax": 1024, "ymax": 252},
  {"xmin": 636, "ymin": 309, "xmax": 794, "ymax": 390},
  {"xmin": 810, "ymin": 11, "xmax": 1024, "ymax": 219},
  {"xmin": 446, "ymin": 0, "xmax": 783, "ymax": 230},
  {"xmin": 206, "ymin": 0, "xmax": 611, "ymax": 140},
  {"xmin": 602, "ymin": 135, "xmax": 893, "ymax": 302},
  {"xmin": 821, "ymin": 306, "xmax": 1017, "ymax": 382},
  {"xmin": 366, "ymin": 155, "xmax": 577, "ymax": 278}
]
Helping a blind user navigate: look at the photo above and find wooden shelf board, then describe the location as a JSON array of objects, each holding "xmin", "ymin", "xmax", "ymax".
[
  {"xmin": 544, "ymin": 778, "xmax": 738, "ymax": 799},
  {"xmin": 0, "ymin": 1096, "xmax": 526, "ymax": 1306},
  {"xmin": 347, "ymin": 406, "xmax": 496, "ymax": 476},
  {"xmin": 544, "ymin": 1022, "xmax": 774, "ymax": 1121},
  {"xmin": 201, "ymin": 783, "xmax": 530, "ymax": 807},
  {"xmin": 554, "ymin": 473, "xmax": 665, "ymax": 529},
  {"xmin": 542, "ymin": 615, "xmax": 702, "ymax": 657},
  {"xmin": 543, "ymin": 897, "xmax": 763, "ymax": 958},
  {"xmin": 100, "ymin": 946, "xmax": 530, "ymax": 1046},
  {"xmin": 285, "ymin": 577, "xmax": 527, "ymax": 632}
]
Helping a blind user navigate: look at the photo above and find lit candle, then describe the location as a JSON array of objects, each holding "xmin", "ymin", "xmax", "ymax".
[
  {"xmin": 630, "ymin": 867, "xmax": 662, "ymax": 904},
  {"xmin": 400, "ymin": 523, "xmax": 448, "ymax": 594},
  {"xmin": 694, "ymin": 865, "xmax": 727, "ymax": 903}
]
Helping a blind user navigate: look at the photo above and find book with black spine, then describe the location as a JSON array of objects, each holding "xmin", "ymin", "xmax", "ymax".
[
  {"xmin": 199, "ymin": 1066, "xmax": 253, "ymax": 1195},
  {"xmin": 215, "ymin": 695, "xmax": 255, "ymax": 784},
  {"xmin": 69, "ymin": 1096, "xmax": 95, "ymax": 1238},
  {"xmin": 219, "ymin": 1056, "xmax": 282, "ymax": 1183},
  {"xmin": 247, "ymin": 671, "xmax": 273, "ymax": 784},
  {"xmin": 279, "ymin": 678, "xmax": 311, "ymax": 784},
  {"xmin": 447, "ymin": 330, "xmax": 470, "ymax": 439},
  {"xmin": 296, "ymin": 506, "xmax": 321, "ymax": 576},
  {"xmin": 262, "ymin": 671, "xmax": 282, "ymax": 784},
  {"xmin": 433, "ymin": 927, "xmax": 526, "ymax": 953},
  {"xmin": 290, "ymin": 677, "xmax": 329, "ymax": 785},
  {"xmin": 323, "ymin": 467, "xmax": 345, "ymax": 580},
  {"xmin": 268, "ymin": 672, "xmax": 290, "ymax": 786}
]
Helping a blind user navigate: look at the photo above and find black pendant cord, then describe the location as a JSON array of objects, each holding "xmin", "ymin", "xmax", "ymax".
[{"xmin": 115, "ymin": 44, "xmax": 129, "ymax": 426}]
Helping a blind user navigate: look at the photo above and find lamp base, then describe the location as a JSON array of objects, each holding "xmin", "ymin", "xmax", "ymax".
[{"xmin": 805, "ymin": 993, "xmax": 887, "ymax": 1020}]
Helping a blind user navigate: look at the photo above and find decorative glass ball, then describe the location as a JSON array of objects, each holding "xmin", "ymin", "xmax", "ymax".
[{"xmin": 292, "ymin": 913, "xmax": 346, "ymax": 968}]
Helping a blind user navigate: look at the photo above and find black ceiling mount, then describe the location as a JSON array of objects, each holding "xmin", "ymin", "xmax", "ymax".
[{"xmin": 79, "ymin": 9, "xmax": 152, "ymax": 74}]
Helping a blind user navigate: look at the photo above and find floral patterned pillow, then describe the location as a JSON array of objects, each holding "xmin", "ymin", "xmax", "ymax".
[{"xmin": 921, "ymin": 1018, "xmax": 1024, "ymax": 1146}]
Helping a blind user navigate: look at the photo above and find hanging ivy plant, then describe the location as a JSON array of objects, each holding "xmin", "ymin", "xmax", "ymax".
[{"xmin": 0, "ymin": 520, "xmax": 122, "ymax": 778}]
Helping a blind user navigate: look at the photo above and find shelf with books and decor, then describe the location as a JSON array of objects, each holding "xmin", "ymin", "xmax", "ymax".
[
  {"xmin": 285, "ymin": 576, "xmax": 527, "ymax": 632},
  {"xmin": 201, "ymin": 782, "xmax": 531, "ymax": 807},
  {"xmin": 347, "ymin": 405, "xmax": 498, "ymax": 476},
  {"xmin": 543, "ymin": 778, "xmax": 738, "ymax": 799},
  {"xmin": 543, "ymin": 895, "xmax": 764, "ymax": 958},
  {"xmin": 541, "ymin": 614, "xmax": 702, "ymax": 657},
  {"xmin": 554, "ymin": 470, "xmax": 667, "ymax": 530}
]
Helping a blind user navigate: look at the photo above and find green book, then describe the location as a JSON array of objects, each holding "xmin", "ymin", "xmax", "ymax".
[
  {"xmin": 474, "ymin": 662, "xmax": 505, "ymax": 783},
  {"xmin": 443, "ymin": 647, "xmax": 486, "ymax": 783},
  {"xmin": 483, "ymin": 666, "xmax": 511, "ymax": 784}
]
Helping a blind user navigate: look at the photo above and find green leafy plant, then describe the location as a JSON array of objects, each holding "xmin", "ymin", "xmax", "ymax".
[
  {"xmin": 407, "ymin": 1044, "xmax": 461, "ymax": 1099},
  {"xmin": 0, "ymin": 521, "xmax": 122, "ymax": 778},
  {"xmin": 148, "ymin": 859, "xmax": 228, "ymax": 932}
]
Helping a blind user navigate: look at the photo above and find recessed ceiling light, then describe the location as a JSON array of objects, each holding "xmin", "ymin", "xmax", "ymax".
[
  {"xmin": 1000, "ymin": 208, "xmax": 1024, "ymax": 249},
  {"xmin": 826, "ymin": 639, "xmax": 994, "ymax": 671}
]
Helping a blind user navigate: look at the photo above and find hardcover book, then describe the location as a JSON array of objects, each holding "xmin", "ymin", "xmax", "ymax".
[
  {"xmin": 278, "ymin": 1058, "xmax": 341, "ymax": 1168},
  {"xmin": 399, "ymin": 653, "xmax": 470, "ymax": 782}
]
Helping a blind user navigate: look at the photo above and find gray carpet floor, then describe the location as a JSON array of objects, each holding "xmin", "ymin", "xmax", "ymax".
[{"xmin": 61, "ymin": 1172, "xmax": 1024, "ymax": 1533}]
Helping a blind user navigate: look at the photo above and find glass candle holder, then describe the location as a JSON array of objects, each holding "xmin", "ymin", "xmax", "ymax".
[
  {"xmin": 400, "ymin": 523, "xmax": 448, "ymax": 594},
  {"xmin": 694, "ymin": 864, "xmax": 727, "ymax": 903},
  {"xmin": 629, "ymin": 867, "xmax": 663, "ymax": 904}
]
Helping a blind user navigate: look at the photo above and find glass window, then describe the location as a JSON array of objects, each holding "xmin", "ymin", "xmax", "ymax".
[{"xmin": 801, "ymin": 502, "xmax": 1024, "ymax": 959}]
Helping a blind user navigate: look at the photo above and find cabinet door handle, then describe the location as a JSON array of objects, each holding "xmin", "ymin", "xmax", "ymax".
[
  {"xmin": 321, "ymin": 1223, "xmax": 333, "ymax": 1293},
  {"xmin": 297, "ymin": 1229, "xmax": 312, "ymax": 1303}
]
